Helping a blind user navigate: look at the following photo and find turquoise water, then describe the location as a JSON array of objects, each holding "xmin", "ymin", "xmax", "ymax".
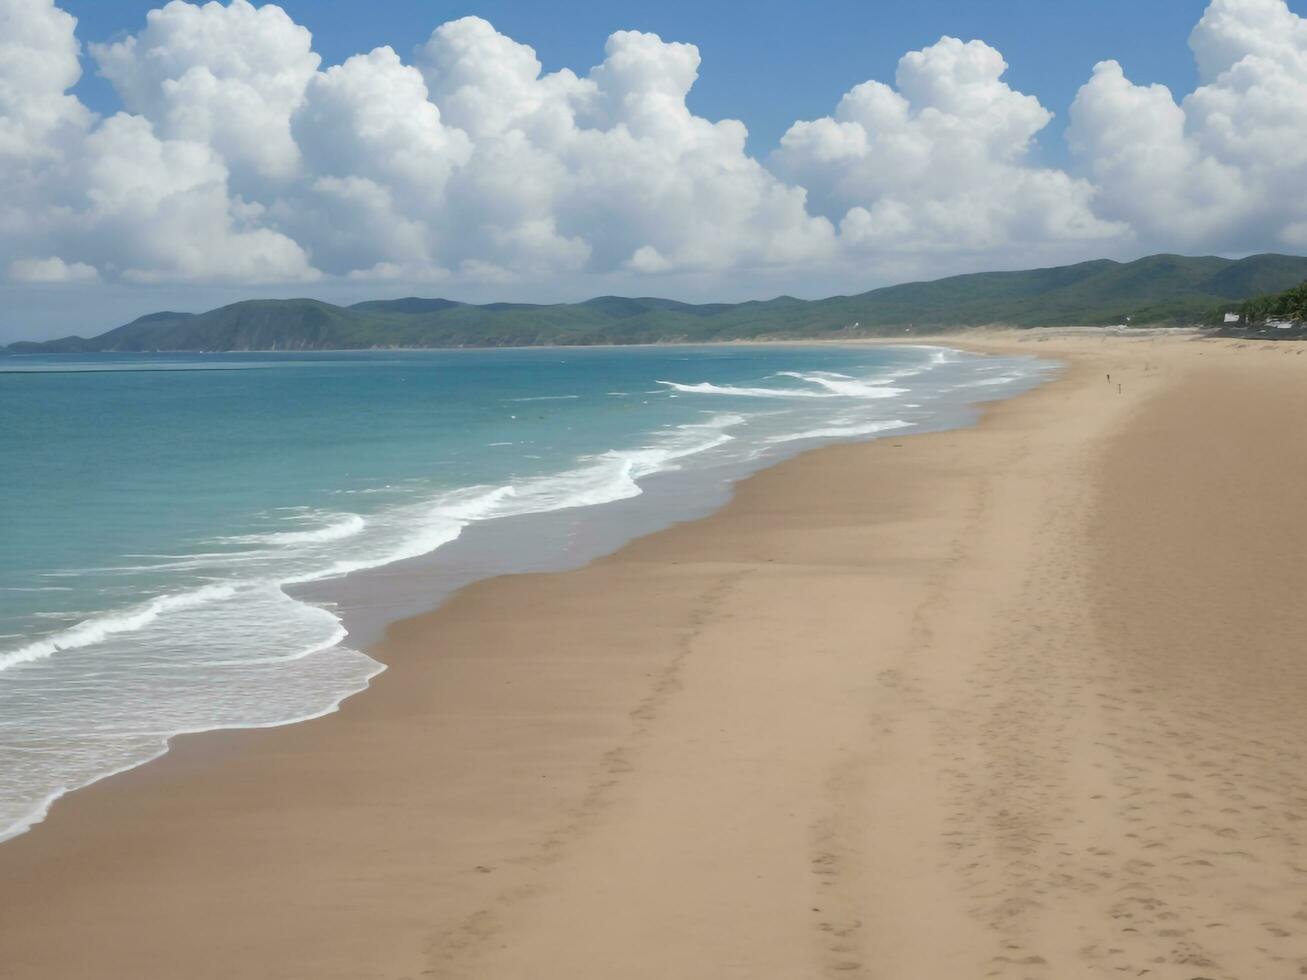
[{"xmin": 0, "ymin": 343, "xmax": 1053, "ymax": 840}]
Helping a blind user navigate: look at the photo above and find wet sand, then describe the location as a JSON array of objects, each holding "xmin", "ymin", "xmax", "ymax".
[{"xmin": 2, "ymin": 331, "xmax": 1306, "ymax": 979}]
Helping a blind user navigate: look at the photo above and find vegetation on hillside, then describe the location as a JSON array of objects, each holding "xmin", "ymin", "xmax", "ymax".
[
  {"xmin": 1238, "ymin": 279, "xmax": 1307, "ymax": 324},
  {"xmin": 7, "ymin": 253, "xmax": 1307, "ymax": 353}
]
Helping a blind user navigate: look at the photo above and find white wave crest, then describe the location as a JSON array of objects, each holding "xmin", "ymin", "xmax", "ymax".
[
  {"xmin": 658, "ymin": 380, "xmax": 832, "ymax": 399},
  {"xmin": 773, "ymin": 371, "xmax": 908, "ymax": 398},
  {"xmin": 767, "ymin": 419, "xmax": 914, "ymax": 444},
  {"xmin": 498, "ymin": 413, "xmax": 744, "ymax": 515},
  {"xmin": 660, "ymin": 368, "xmax": 911, "ymax": 400},
  {"xmin": 0, "ymin": 583, "xmax": 239, "ymax": 672},
  {"xmin": 198, "ymin": 622, "xmax": 349, "ymax": 667},
  {"xmin": 212, "ymin": 512, "xmax": 366, "ymax": 547}
]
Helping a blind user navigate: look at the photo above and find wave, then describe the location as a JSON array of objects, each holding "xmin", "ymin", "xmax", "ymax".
[
  {"xmin": 773, "ymin": 371, "xmax": 908, "ymax": 398},
  {"xmin": 0, "ymin": 583, "xmax": 238, "ymax": 672},
  {"xmin": 281, "ymin": 498, "xmax": 478, "ymax": 585},
  {"xmin": 659, "ymin": 364, "xmax": 917, "ymax": 401},
  {"xmin": 275, "ymin": 416, "xmax": 744, "ymax": 585},
  {"xmin": 491, "ymin": 413, "xmax": 744, "ymax": 517},
  {"xmin": 917, "ymin": 346, "xmax": 960, "ymax": 365},
  {"xmin": 956, "ymin": 374, "xmax": 1024, "ymax": 387},
  {"xmin": 0, "ymin": 641, "xmax": 384, "ymax": 845},
  {"xmin": 657, "ymin": 380, "xmax": 830, "ymax": 398},
  {"xmin": 1, "ymin": 412, "xmax": 749, "ymax": 676},
  {"xmin": 212, "ymin": 512, "xmax": 367, "ymax": 547},
  {"xmin": 767, "ymin": 419, "xmax": 914, "ymax": 444},
  {"xmin": 197, "ymin": 622, "xmax": 349, "ymax": 667}
]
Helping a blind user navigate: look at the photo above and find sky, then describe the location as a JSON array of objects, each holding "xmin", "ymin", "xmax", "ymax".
[
  {"xmin": 57, "ymin": 0, "xmax": 1213, "ymax": 164},
  {"xmin": 3, "ymin": 0, "xmax": 1307, "ymax": 341}
]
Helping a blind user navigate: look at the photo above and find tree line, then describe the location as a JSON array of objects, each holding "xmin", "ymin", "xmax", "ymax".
[{"xmin": 1237, "ymin": 279, "xmax": 1307, "ymax": 324}]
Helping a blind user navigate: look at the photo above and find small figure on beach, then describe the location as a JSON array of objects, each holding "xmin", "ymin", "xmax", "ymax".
[{"xmin": 1106, "ymin": 373, "xmax": 1111, "ymax": 383}]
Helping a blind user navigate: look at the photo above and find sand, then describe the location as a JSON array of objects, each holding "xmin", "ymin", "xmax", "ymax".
[{"xmin": 2, "ymin": 331, "xmax": 1306, "ymax": 979}]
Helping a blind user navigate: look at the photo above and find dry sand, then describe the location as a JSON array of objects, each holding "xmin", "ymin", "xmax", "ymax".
[{"xmin": 2, "ymin": 331, "xmax": 1306, "ymax": 979}]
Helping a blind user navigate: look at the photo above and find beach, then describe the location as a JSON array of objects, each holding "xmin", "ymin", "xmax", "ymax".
[{"xmin": 2, "ymin": 330, "xmax": 1306, "ymax": 978}]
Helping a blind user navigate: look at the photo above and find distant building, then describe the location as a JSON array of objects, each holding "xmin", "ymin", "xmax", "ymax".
[
  {"xmin": 1267, "ymin": 319, "xmax": 1296, "ymax": 329},
  {"xmin": 1223, "ymin": 312, "xmax": 1241, "ymax": 324}
]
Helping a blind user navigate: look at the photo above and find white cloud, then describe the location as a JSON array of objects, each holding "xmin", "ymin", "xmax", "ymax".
[
  {"xmin": 0, "ymin": 0, "xmax": 90, "ymax": 162},
  {"xmin": 281, "ymin": 16, "xmax": 830, "ymax": 282},
  {"xmin": 8, "ymin": 256, "xmax": 99, "ymax": 282},
  {"xmin": 74, "ymin": 112, "xmax": 317, "ymax": 283},
  {"xmin": 284, "ymin": 45, "xmax": 472, "ymax": 275},
  {"xmin": 91, "ymin": 0, "xmax": 319, "ymax": 185},
  {"xmin": 0, "ymin": 0, "xmax": 316, "ymax": 286},
  {"xmin": 0, "ymin": 0, "xmax": 94, "ymax": 282},
  {"xmin": 1, "ymin": 0, "xmax": 1306, "ymax": 314},
  {"xmin": 773, "ymin": 36, "xmax": 1125, "ymax": 261},
  {"xmin": 1068, "ymin": 0, "xmax": 1307, "ymax": 252},
  {"xmin": 418, "ymin": 15, "xmax": 592, "ymax": 142},
  {"xmin": 413, "ymin": 19, "xmax": 835, "ymax": 278},
  {"xmin": 1188, "ymin": 0, "xmax": 1307, "ymax": 83}
]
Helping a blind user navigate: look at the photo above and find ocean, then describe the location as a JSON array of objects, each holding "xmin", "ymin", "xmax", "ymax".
[{"xmin": 0, "ymin": 343, "xmax": 1054, "ymax": 841}]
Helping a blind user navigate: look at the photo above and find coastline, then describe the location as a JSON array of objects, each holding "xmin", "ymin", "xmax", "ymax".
[
  {"xmin": 2, "ymin": 330, "xmax": 1306, "ymax": 977},
  {"xmin": 0, "ymin": 341, "xmax": 1049, "ymax": 846}
]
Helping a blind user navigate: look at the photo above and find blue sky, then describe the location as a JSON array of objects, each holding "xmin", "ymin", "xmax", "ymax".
[
  {"xmin": 59, "ymin": 0, "xmax": 1216, "ymax": 164},
  {"xmin": 4, "ymin": 0, "xmax": 1307, "ymax": 340}
]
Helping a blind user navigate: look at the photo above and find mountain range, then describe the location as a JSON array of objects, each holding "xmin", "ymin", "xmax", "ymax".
[{"xmin": 7, "ymin": 252, "xmax": 1307, "ymax": 353}]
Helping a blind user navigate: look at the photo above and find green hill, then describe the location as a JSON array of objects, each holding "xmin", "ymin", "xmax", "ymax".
[{"xmin": 8, "ymin": 252, "xmax": 1307, "ymax": 353}]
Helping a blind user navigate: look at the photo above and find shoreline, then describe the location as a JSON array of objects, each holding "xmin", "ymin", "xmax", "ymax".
[
  {"xmin": 0, "ymin": 340, "xmax": 1048, "ymax": 847},
  {"xmin": 0, "ymin": 324, "xmax": 1202, "ymax": 358},
  {"xmin": 3, "ymin": 331, "xmax": 1306, "ymax": 977}
]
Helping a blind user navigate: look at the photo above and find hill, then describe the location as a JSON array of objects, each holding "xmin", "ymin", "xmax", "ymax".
[{"xmin": 8, "ymin": 253, "xmax": 1307, "ymax": 353}]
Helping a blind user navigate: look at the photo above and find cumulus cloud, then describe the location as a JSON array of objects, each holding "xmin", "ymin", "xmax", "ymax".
[
  {"xmin": 74, "ymin": 112, "xmax": 316, "ymax": 283},
  {"xmin": 91, "ymin": 0, "xmax": 319, "ymax": 185},
  {"xmin": 415, "ymin": 19, "xmax": 834, "ymax": 277},
  {"xmin": 773, "ymin": 37, "xmax": 1125, "ymax": 260},
  {"xmin": 1, "ymin": 0, "xmax": 1306, "ymax": 303},
  {"xmin": 418, "ymin": 15, "xmax": 591, "ymax": 142},
  {"xmin": 284, "ymin": 45, "xmax": 472, "ymax": 276},
  {"xmin": 282, "ymin": 16, "xmax": 834, "ymax": 280},
  {"xmin": 1068, "ymin": 0, "xmax": 1307, "ymax": 252},
  {"xmin": 0, "ymin": 0, "xmax": 316, "ymax": 285},
  {"xmin": 0, "ymin": 0, "xmax": 90, "ymax": 162}
]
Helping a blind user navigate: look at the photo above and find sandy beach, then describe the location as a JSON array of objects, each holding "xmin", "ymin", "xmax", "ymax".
[{"xmin": 2, "ymin": 330, "xmax": 1306, "ymax": 979}]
